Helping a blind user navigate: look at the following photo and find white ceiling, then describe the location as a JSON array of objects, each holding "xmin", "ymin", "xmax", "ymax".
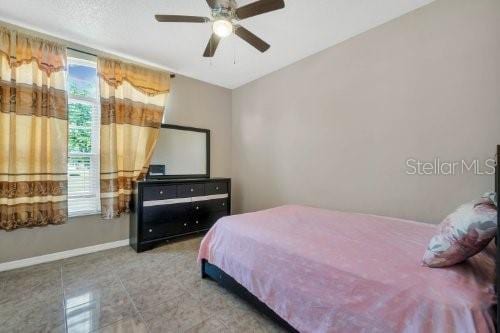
[{"xmin": 0, "ymin": 0, "xmax": 434, "ymax": 89}]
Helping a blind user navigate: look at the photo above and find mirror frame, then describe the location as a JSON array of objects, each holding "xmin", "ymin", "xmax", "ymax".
[{"xmin": 148, "ymin": 124, "xmax": 210, "ymax": 179}]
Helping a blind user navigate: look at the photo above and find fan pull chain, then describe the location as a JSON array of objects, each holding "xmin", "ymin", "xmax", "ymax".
[{"xmin": 233, "ymin": 37, "xmax": 237, "ymax": 65}]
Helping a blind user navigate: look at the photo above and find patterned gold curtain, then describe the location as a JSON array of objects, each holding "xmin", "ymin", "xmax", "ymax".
[
  {"xmin": 0, "ymin": 27, "xmax": 68, "ymax": 230},
  {"xmin": 98, "ymin": 58, "xmax": 169, "ymax": 218}
]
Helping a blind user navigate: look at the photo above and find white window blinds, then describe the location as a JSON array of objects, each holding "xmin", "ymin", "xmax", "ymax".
[{"xmin": 67, "ymin": 56, "xmax": 101, "ymax": 216}]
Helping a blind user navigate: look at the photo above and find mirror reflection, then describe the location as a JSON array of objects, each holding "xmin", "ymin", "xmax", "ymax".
[{"xmin": 150, "ymin": 126, "xmax": 208, "ymax": 177}]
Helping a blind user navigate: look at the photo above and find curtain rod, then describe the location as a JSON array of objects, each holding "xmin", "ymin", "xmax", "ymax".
[{"xmin": 67, "ymin": 47, "xmax": 176, "ymax": 78}]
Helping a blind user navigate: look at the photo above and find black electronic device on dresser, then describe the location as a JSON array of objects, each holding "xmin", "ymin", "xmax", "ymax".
[{"xmin": 130, "ymin": 178, "xmax": 231, "ymax": 252}]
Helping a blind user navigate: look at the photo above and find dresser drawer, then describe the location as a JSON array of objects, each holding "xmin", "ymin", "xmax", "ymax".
[
  {"xmin": 191, "ymin": 218, "xmax": 205, "ymax": 230},
  {"xmin": 192, "ymin": 210, "xmax": 227, "ymax": 231},
  {"xmin": 191, "ymin": 198, "xmax": 227, "ymax": 217},
  {"xmin": 177, "ymin": 183, "xmax": 205, "ymax": 198},
  {"xmin": 204, "ymin": 198, "xmax": 228, "ymax": 212},
  {"xmin": 191, "ymin": 201, "xmax": 205, "ymax": 217},
  {"xmin": 143, "ymin": 185, "xmax": 177, "ymax": 201},
  {"xmin": 205, "ymin": 182, "xmax": 228, "ymax": 195},
  {"xmin": 142, "ymin": 221, "xmax": 190, "ymax": 241},
  {"xmin": 143, "ymin": 203, "xmax": 189, "ymax": 224}
]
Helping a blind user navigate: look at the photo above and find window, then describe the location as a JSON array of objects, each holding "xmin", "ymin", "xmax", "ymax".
[{"xmin": 67, "ymin": 56, "xmax": 100, "ymax": 216}]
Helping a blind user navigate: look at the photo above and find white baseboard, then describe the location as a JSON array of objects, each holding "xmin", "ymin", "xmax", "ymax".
[{"xmin": 0, "ymin": 239, "xmax": 129, "ymax": 272}]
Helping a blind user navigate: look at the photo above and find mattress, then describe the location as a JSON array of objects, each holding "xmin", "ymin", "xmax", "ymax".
[{"xmin": 198, "ymin": 205, "xmax": 496, "ymax": 333}]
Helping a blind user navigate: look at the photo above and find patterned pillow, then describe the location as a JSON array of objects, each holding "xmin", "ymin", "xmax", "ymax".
[
  {"xmin": 422, "ymin": 197, "xmax": 497, "ymax": 268},
  {"xmin": 483, "ymin": 192, "xmax": 497, "ymax": 207}
]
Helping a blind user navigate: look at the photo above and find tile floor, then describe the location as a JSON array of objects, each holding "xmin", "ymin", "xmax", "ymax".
[{"xmin": 0, "ymin": 237, "xmax": 286, "ymax": 333}]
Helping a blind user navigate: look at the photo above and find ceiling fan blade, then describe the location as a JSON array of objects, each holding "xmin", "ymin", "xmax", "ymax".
[
  {"xmin": 203, "ymin": 34, "xmax": 221, "ymax": 57},
  {"xmin": 236, "ymin": 0, "xmax": 285, "ymax": 20},
  {"xmin": 234, "ymin": 25, "xmax": 270, "ymax": 52},
  {"xmin": 206, "ymin": 0, "xmax": 217, "ymax": 9},
  {"xmin": 155, "ymin": 15, "xmax": 210, "ymax": 23}
]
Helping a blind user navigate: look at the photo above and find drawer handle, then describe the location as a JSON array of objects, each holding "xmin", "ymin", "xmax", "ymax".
[
  {"xmin": 196, "ymin": 221, "xmax": 199, "ymax": 224},
  {"xmin": 216, "ymin": 186, "xmax": 219, "ymax": 190},
  {"xmin": 222, "ymin": 203, "xmax": 225, "ymax": 206},
  {"xmin": 183, "ymin": 223, "xmax": 187, "ymax": 227},
  {"xmin": 159, "ymin": 190, "xmax": 163, "ymax": 195},
  {"xmin": 149, "ymin": 229, "xmax": 153, "ymax": 233},
  {"xmin": 196, "ymin": 206, "xmax": 200, "ymax": 210},
  {"xmin": 190, "ymin": 188, "xmax": 194, "ymax": 192}
]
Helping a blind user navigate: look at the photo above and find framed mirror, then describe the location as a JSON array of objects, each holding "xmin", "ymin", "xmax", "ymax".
[{"xmin": 148, "ymin": 124, "xmax": 210, "ymax": 179}]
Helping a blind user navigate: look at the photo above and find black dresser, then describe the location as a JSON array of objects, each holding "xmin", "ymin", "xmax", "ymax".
[{"xmin": 130, "ymin": 178, "xmax": 231, "ymax": 252}]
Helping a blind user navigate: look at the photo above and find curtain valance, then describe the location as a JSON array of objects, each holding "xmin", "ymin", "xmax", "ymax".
[
  {"xmin": 0, "ymin": 27, "xmax": 66, "ymax": 75},
  {"xmin": 98, "ymin": 58, "xmax": 170, "ymax": 96}
]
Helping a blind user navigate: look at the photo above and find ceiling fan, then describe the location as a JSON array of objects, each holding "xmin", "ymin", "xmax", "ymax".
[{"xmin": 155, "ymin": 0, "xmax": 285, "ymax": 57}]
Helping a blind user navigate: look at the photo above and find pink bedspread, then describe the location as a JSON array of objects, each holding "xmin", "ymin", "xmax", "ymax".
[{"xmin": 198, "ymin": 205, "xmax": 496, "ymax": 333}]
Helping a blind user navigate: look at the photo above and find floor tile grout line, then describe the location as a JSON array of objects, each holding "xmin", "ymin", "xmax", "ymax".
[
  {"xmin": 116, "ymin": 269, "xmax": 151, "ymax": 333},
  {"xmin": 88, "ymin": 316, "xmax": 134, "ymax": 333},
  {"xmin": 117, "ymin": 244, "xmax": 211, "ymax": 332},
  {"xmin": 173, "ymin": 272, "xmax": 232, "ymax": 332},
  {"xmin": 84, "ymin": 260, "xmax": 140, "ymax": 333},
  {"xmin": 64, "ymin": 252, "xmax": 147, "ymax": 332},
  {"xmin": 179, "ymin": 270, "xmax": 248, "ymax": 332},
  {"xmin": 65, "ymin": 261, "xmax": 131, "ymax": 332}
]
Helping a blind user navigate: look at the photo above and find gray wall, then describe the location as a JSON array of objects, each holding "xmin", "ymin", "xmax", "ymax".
[
  {"xmin": 231, "ymin": 0, "xmax": 500, "ymax": 224},
  {"xmin": 0, "ymin": 75, "xmax": 231, "ymax": 263}
]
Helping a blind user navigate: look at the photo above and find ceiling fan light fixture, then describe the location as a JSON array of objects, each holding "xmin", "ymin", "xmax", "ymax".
[
  {"xmin": 155, "ymin": 0, "xmax": 286, "ymax": 57},
  {"xmin": 213, "ymin": 19, "xmax": 233, "ymax": 38}
]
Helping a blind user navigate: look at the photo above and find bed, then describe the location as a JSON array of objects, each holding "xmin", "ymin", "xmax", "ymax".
[{"xmin": 198, "ymin": 147, "xmax": 499, "ymax": 333}]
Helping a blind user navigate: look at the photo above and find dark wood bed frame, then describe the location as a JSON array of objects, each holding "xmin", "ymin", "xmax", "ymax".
[{"xmin": 202, "ymin": 145, "xmax": 500, "ymax": 332}]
